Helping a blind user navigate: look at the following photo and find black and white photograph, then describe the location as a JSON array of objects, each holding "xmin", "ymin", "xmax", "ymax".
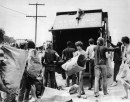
[{"xmin": 0, "ymin": 0, "xmax": 130, "ymax": 102}]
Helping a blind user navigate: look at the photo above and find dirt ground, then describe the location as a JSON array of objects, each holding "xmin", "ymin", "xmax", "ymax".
[{"xmin": 29, "ymin": 77, "xmax": 130, "ymax": 102}]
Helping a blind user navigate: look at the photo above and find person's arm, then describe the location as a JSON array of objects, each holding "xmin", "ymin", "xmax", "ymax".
[
  {"xmin": 107, "ymin": 40, "xmax": 117, "ymax": 48},
  {"xmin": 41, "ymin": 53, "xmax": 45, "ymax": 66},
  {"xmin": 92, "ymin": 47, "xmax": 95, "ymax": 59},
  {"xmin": 91, "ymin": 51, "xmax": 94, "ymax": 59},
  {"xmin": 55, "ymin": 51, "xmax": 60, "ymax": 61},
  {"xmin": 42, "ymin": 67, "xmax": 45, "ymax": 85},
  {"xmin": 74, "ymin": 51, "xmax": 79, "ymax": 57},
  {"xmin": 86, "ymin": 47, "xmax": 89, "ymax": 60},
  {"xmin": 72, "ymin": 48, "xmax": 76, "ymax": 58},
  {"xmin": 62, "ymin": 50, "xmax": 65, "ymax": 60},
  {"xmin": 110, "ymin": 43, "xmax": 117, "ymax": 48},
  {"xmin": 106, "ymin": 47, "xmax": 118, "ymax": 52}
]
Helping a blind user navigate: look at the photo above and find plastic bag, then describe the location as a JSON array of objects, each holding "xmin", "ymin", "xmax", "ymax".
[
  {"xmin": 62, "ymin": 56, "xmax": 84, "ymax": 76},
  {"xmin": 55, "ymin": 72, "xmax": 66, "ymax": 88},
  {"xmin": 38, "ymin": 87, "xmax": 72, "ymax": 102},
  {"xmin": 2, "ymin": 45, "xmax": 28, "ymax": 89},
  {"xmin": 69, "ymin": 84, "xmax": 78, "ymax": 95},
  {"xmin": 26, "ymin": 49, "xmax": 43, "ymax": 78}
]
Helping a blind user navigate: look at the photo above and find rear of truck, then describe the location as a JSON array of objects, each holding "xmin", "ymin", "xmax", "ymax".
[{"xmin": 50, "ymin": 9, "xmax": 109, "ymax": 74}]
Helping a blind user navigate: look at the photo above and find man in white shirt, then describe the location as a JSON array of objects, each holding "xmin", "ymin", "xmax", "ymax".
[{"xmin": 86, "ymin": 38, "xmax": 96, "ymax": 90}]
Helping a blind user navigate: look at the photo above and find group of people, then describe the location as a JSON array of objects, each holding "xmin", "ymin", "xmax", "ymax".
[
  {"xmin": 62, "ymin": 38, "xmax": 112, "ymax": 98},
  {"xmin": 60, "ymin": 36, "xmax": 130, "ymax": 99},
  {"xmin": 0, "ymin": 28, "xmax": 130, "ymax": 102}
]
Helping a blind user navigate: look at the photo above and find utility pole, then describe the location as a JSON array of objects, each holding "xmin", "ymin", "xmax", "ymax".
[{"xmin": 26, "ymin": 3, "xmax": 46, "ymax": 47}]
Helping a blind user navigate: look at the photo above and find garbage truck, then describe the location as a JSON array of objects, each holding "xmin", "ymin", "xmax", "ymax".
[{"xmin": 49, "ymin": 9, "xmax": 110, "ymax": 74}]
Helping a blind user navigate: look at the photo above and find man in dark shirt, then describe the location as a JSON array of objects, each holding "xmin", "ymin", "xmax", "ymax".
[
  {"xmin": 93, "ymin": 37, "xmax": 115, "ymax": 97},
  {"xmin": 42, "ymin": 42, "xmax": 59, "ymax": 88},
  {"xmin": 62, "ymin": 41, "xmax": 76, "ymax": 87},
  {"xmin": 107, "ymin": 41, "xmax": 122, "ymax": 86}
]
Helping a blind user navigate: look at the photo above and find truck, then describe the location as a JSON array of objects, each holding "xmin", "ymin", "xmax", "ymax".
[{"xmin": 49, "ymin": 9, "xmax": 110, "ymax": 74}]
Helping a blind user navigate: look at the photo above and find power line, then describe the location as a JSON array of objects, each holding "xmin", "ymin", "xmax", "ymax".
[{"xmin": 0, "ymin": 4, "xmax": 28, "ymax": 16}]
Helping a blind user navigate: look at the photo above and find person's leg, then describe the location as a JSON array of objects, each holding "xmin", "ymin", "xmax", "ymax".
[
  {"xmin": 91, "ymin": 61, "xmax": 95, "ymax": 89},
  {"xmin": 66, "ymin": 76, "xmax": 70, "ymax": 87},
  {"xmin": 89, "ymin": 60, "xmax": 94, "ymax": 90},
  {"xmin": 88, "ymin": 60, "xmax": 92, "ymax": 89},
  {"xmin": 111, "ymin": 62, "xmax": 121, "ymax": 87},
  {"xmin": 31, "ymin": 85, "xmax": 37, "ymax": 101},
  {"xmin": 77, "ymin": 71, "xmax": 82, "ymax": 98},
  {"xmin": 61, "ymin": 69, "xmax": 66, "ymax": 79},
  {"xmin": 77, "ymin": 71, "xmax": 84, "ymax": 98},
  {"xmin": 17, "ymin": 73, "xmax": 27, "ymax": 102},
  {"xmin": 101, "ymin": 65, "xmax": 108, "ymax": 95},
  {"xmin": 24, "ymin": 76, "xmax": 32, "ymax": 102},
  {"xmin": 114, "ymin": 62, "xmax": 121, "ymax": 82},
  {"xmin": 113, "ymin": 63, "xmax": 117, "ymax": 82},
  {"xmin": 76, "ymin": 73, "xmax": 79, "ymax": 85},
  {"xmin": 94, "ymin": 65, "xmax": 100, "ymax": 97},
  {"xmin": 72, "ymin": 74, "xmax": 77, "ymax": 85},
  {"xmin": 50, "ymin": 71, "xmax": 56, "ymax": 88},
  {"xmin": 122, "ymin": 83, "xmax": 129, "ymax": 99},
  {"xmin": 44, "ymin": 69, "xmax": 49, "ymax": 87},
  {"xmin": 110, "ymin": 63, "xmax": 116, "ymax": 87},
  {"xmin": 99, "ymin": 77, "xmax": 102, "ymax": 91}
]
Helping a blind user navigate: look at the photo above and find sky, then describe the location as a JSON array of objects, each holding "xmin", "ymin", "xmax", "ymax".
[{"xmin": 0, "ymin": 0, "xmax": 130, "ymax": 46}]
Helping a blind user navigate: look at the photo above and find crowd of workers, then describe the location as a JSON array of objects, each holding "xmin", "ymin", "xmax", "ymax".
[{"xmin": 0, "ymin": 28, "xmax": 130, "ymax": 102}]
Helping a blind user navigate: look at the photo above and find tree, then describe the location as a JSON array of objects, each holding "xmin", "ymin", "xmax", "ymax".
[
  {"xmin": 0, "ymin": 29, "xmax": 5, "ymax": 43},
  {"xmin": 4, "ymin": 36, "xmax": 15, "ymax": 44}
]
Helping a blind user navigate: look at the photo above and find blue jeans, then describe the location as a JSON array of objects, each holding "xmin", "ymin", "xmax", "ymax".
[{"xmin": 94, "ymin": 65, "xmax": 108, "ymax": 95}]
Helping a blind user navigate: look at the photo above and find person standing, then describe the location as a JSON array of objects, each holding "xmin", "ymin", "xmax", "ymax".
[
  {"xmin": 117, "ymin": 36, "xmax": 130, "ymax": 99},
  {"xmin": 62, "ymin": 41, "xmax": 76, "ymax": 87},
  {"xmin": 93, "ymin": 37, "xmax": 115, "ymax": 97},
  {"xmin": 86, "ymin": 38, "xmax": 96, "ymax": 90},
  {"xmin": 74, "ymin": 41, "xmax": 87, "ymax": 98},
  {"xmin": 18, "ymin": 41, "xmax": 42, "ymax": 102},
  {"xmin": 42, "ymin": 42, "xmax": 60, "ymax": 88},
  {"xmin": 107, "ymin": 41, "xmax": 122, "ymax": 87}
]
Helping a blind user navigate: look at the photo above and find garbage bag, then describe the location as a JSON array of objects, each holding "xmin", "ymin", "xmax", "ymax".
[
  {"xmin": 69, "ymin": 84, "xmax": 78, "ymax": 95},
  {"xmin": 116, "ymin": 62, "xmax": 130, "ymax": 87},
  {"xmin": 38, "ymin": 87, "xmax": 72, "ymax": 102},
  {"xmin": 1, "ymin": 45, "xmax": 28, "ymax": 90},
  {"xmin": 55, "ymin": 72, "xmax": 66, "ymax": 88},
  {"xmin": 62, "ymin": 56, "xmax": 84, "ymax": 76}
]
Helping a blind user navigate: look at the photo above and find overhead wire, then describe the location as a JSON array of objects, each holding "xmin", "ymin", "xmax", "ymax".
[
  {"xmin": 0, "ymin": 4, "xmax": 28, "ymax": 16},
  {"xmin": 0, "ymin": 4, "xmax": 47, "ymax": 24}
]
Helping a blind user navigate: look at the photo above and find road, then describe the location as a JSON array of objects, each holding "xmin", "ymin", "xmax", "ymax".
[
  {"xmin": 29, "ymin": 81, "xmax": 130, "ymax": 102},
  {"xmin": 71, "ymin": 83, "xmax": 130, "ymax": 102}
]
